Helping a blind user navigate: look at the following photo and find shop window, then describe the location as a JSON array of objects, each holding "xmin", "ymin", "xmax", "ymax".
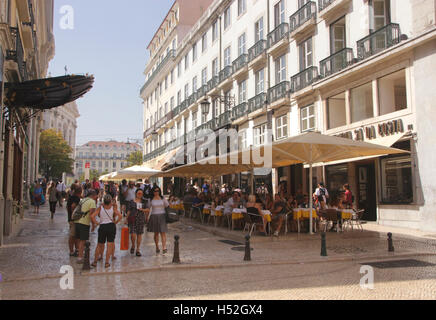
[
  {"xmin": 378, "ymin": 69, "xmax": 407, "ymax": 115},
  {"xmin": 326, "ymin": 164, "xmax": 348, "ymax": 194},
  {"xmin": 327, "ymin": 92, "xmax": 346, "ymax": 129},
  {"xmin": 350, "ymin": 82, "xmax": 373, "ymax": 123},
  {"xmin": 381, "ymin": 155, "xmax": 413, "ymax": 204}
]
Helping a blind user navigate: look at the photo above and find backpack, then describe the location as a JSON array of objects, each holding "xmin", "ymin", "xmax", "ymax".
[{"xmin": 71, "ymin": 198, "xmax": 93, "ymax": 222}]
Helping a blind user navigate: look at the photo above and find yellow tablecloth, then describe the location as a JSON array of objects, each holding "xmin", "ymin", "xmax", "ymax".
[
  {"xmin": 293, "ymin": 209, "xmax": 318, "ymax": 220},
  {"xmin": 214, "ymin": 210, "xmax": 223, "ymax": 217},
  {"xmin": 232, "ymin": 213, "xmax": 244, "ymax": 220},
  {"xmin": 203, "ymin": 209, "xmax": 211, "ymax": 215},
  {"xmin": 261, "ymin": 210, "xmax": 272, "ymax": 223},
  {"xmin": 340, "ymin": 210, "xmax": 354, "ymax": 220}
]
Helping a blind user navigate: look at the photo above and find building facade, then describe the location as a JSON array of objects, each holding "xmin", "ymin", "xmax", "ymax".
[
  {"xmin": 75, "ymin": 141, "xmax": 142, "ymax": 178},
  {"xmin": 0, "ymin": 0, "xmax": 55, "ymax": 245},
  {"xmin": 141, "ymin": 0, "xmax": 436, "ymax": 232}
]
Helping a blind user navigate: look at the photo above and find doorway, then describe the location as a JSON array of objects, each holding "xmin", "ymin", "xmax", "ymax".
[{"xmin": 356, "ymin": 163, "xmax": 377, "ymax": 221}]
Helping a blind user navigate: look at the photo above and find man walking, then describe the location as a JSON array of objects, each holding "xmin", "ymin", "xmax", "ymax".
[
  {"xmin": 56, "ymin": 180, "xmax": 67, "ymax": 207},
  {"xmin": 119, "ymin": 179, "xmax": 128, "ymax": 216}
]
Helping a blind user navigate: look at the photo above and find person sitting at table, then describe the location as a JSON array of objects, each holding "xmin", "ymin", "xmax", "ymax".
[
  {"xmin": 246, "ymin": 195, "xmax": 266, "ymax": 234},
  {"xmin": 264, "ymin": 194, "xmax": 274, "ymax": 211},
  {"xmin": 328, "ymin": 195, "xmax": 344, "ymax": 232},
  {"xmin": 285, "ymin": 195, "xmax": 298, "ymax": 211},
  {"xmin": 192, "ymin": 192, "xmax": 205, "ymax": 219},
  {"xmin": 271, "ymin": 194, "xmax": 288, "ymax": 237},
  {"xmin": 223, "ymin": 191, "xmax": 240, "ymax": 220},
  {"xmin": 299, "ymin": 194, "xmax": 316, "ymax": 209}
]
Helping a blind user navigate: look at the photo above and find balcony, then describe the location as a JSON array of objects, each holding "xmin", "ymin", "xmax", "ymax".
[
  {"xmin": 6, "ymin": 27, "xmax": 27, "ymax": 81},
  {"xmin": 318, "ymin": 0, "xmax": 352, "ymax": 20},
  {"xmin": 357, "ymin": 23, "xmax": 401, "ymax": 61},
  {"xmin": 268, "ymin": 81, "xmax": 290, "ymax": 106},
  {"xmin": 197, "ymin": 84, "xmax": 208, "ymax": 100},
  {"xmin": 140, "ymin": 49, "xmax": 176, "ymax": 95},
  {"xmin": 248, "ymin": 40, "xmax": 267, "ymax": 66},
  {"xmin": 231, "ymin": 102, "xmax": 248, "ymax": 122},
  {"xmin": 179, "ymin": 99, "xmax": 189, "ymax": 112},
  {"xmin": 267, "ymin": 23, "xmax": 289, "ymax": 54},
  {"xmin": 172, "ymin": 105, "xmax": 181, "ymax": 117},
  {"xmin": 207, "ymin": 76, "xmax": 219, "ymax": 93},
  {"xmin": 290, "ymin": 66, "xmax": 319, "ymax": 94},
  {"xmin": 196, "ymin": 119, "xmax": 216, "ymax": 137},
  {"xmin": 218, "ymin": 66, "xmax": 233, "ymax": 86},
  {"xmin": 248, "ymin": 93, "xmax": 266, "ymax": 115},
  {"xmin": 187, "ymin": 92, "xmax": 198, "ymax": 107},
  {"xmin": 186, "ymin": 130, "xmax": 196, "ymax": 143},
  {"xmin": 215, "ymin": 110, "xmax": 232, "ymax": 129},
  {"xmin": 319, "ymin": 48, "xmax": 354, "ymax": 78},
  {"xmin": 232, "ymin": 54, "xmax": 248, "ymax": 79},
  {"xmin": 289, "ymin": 2, "xmax": 317, "ymax": 39}
]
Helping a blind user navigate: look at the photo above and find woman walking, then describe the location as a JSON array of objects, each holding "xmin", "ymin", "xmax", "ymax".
[
  {"xmin": 33, "ymin": 182, "xmax": 43, "ymax": 215},
  {"xmin": 90, "ymin": 194, "xmax": 122, "ymax": 268},
  {"xmin": 48, "ymin": 182, "xmax": 58, "ymax": 220},
  {"xmin": 127, "ymin": 189, "xmax": 149, "ymax": 257},
  {"xmin": 147, "ymin": 187, "xmax": 169, "ymax": 254}
]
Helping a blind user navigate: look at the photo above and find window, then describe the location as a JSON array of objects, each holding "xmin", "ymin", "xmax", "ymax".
[
  {"xmin": 255, "ymin": 69, "xmax": 265, "ymax": 94},
  {"xmin": 192, "ymin": 42, "xmax": 197, "ymax": 62},
  {"xmin": 238, "ymin": 0, "xmax": 246, "ymax": 16},
  {"xmin": 202, "ymin": 33, "xmax": 207, "ymax": 53},
  {"xmin": 212, "ymin": 20, "xmax": 218, "ymax": 42},
  {"xmin": 381, "ymin": 155, "xmax": 413, "ymax": 204},
  {"xmin": 301, "ymin": 105, "xmax": 315, "ymax": 132},
  {"xmin": 201, "ymin": 68, "xmax": 208, "ymax": 86},
  {"xmin": 276, "ymin": 115, "xmax": 288, "ymax": 140},
  {"xmin": 254, "ymin": 124, "xmax": 267, "ymax": 146},
  {"xmin": 275, "ymin": 55, "xmax": 287, "ymax": 84},
  {"xmin": 184, "ymin": 84, "xmax": 189, "ymax": 100},
  {"xmin": 371, "ymin": 0, "xmax": 391, "ymax": 31},
  {"xmin": 327, "ymin": 92, "xmax": 346, "ymax": 129},
  {"xmin": 177, "ymin": 91, "xmax": 181, "ymax": 105},
  {"xmin": 164, "ymin": 102, "xmax": 168, "ymax": 115},
  {"xmin": 238, "ymin": 80, "xmax": 247, "ymax": 104},
  {"xmin": 192, "ymin": 76, "xmax": 198, "ymax": 92},
  {"xmin": 192, "ymin": 111, "xmax": 198, "ymax": 129},
  {"xmin": 201, "ymin": 110, "xmax": 207, "ymax": 124},
  {"xmin": 299, "ymin": 38, "xmax": 313, "ymax": 71},
  {"xmin": 171, "ymin": 69, "xmax": 174, "ymax": 84},
  {"xmin": 213, "ymin": 99, "xmax": 219, "ymax": 117},
  {"xmin": 98, "ymin": 161, "xmax": 102, "ymax": 168},
  {"xmin": 350, "ymin": 82, "xmax": 373, "ymax": 123},
  {"xmin": 170, "ymin": 97, "xmax": 175, "ymax": 110},
  {"xmin": 330, "ymin": 17, "xmax": 346, "ymax": 54},
  {"xmin": 255, "ymin": 17, "xmax": 264, "ymax": 42},
  {"xmin": 177, "ymin": 61, "xmax": 182, "ymax": 78},
  {"xmin": 224, "ymin": 6, "xmax": 231, "ymax": 30},
  {"xmin": 159, "ymin": 107, "xmax": 163, "ymax": 119},
  {"xmin": 172, "ymin": 39, "xmax": 176, "ymax": 50},
  {"xmin": 184, "ymin": 54, "xmax": 189, "ymax": 70},
  {"xmin": 238, "ymin": 33, "xmax": 246, "ymax": 55},
  {"xmin": 224, "ymin": 46, "xmax": 231, "ymax": 66},
  {"xmin": 165, "ymin": 75, "xmax": 168, "ymax": 90},
  {"xmin": 177, "ymin": 121, "xmax": 182, "ymax": 137},
  {"xmin": 212, "ymin": 58, "xmax": 219, "ymax": 76},
  {"xmin": 274, "ymin": 0, "xmax": 285, "ymax": 27},
  {"xmin": 378, "ymin": 70, "xmax": 407, "ymax": 115},
  {"xmin": 239, "ymin": 130, "xmax": 248, "ymax": 149}
]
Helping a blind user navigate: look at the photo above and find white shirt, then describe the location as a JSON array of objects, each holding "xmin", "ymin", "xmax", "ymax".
[
  {"xmin": 99, "ymin": 206, "xmax": 114, "ymax": 225},
  {"xmin": 315, "ymin": 187, "xmax": 329, "ymax": 203},
  {"xmin": 125, "ymin": 187, "xmax": 136, "ymax": 201},
  {"xmin": 150, "ymin": 199, "xmax": 169, "ymax": 215},
  {"xmin": 224, "ymin": 198, "xmax": 237, "ymax": 215},
  {"xmin": 56, "ymin": 183, "xmax": 66, "ymax": 192}
]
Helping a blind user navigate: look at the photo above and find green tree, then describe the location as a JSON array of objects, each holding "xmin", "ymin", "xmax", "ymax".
[
  {"xmin": 79, "ymin": 169, "xmax": 103, "ymax": 182},
  {"xmin": 39, "ymin": 129, "xmax": 74, "ymax": 180},
  {"xmin": 126, "ymin": 150, "xmax": 143, "ymax": 167}
]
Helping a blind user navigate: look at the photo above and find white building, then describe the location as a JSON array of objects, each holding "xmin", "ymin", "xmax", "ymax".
[
  {"xmin": 141, "ymin": 0, "xmax": 436, "ymax": 233},
  {"xmin": 75, "ymin": 141, "xmax": 142, "ymax": 178}
]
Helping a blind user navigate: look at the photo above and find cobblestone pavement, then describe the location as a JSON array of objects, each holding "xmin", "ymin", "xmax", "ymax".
[{"xmin": 0, "ymin": 204, "xmax": 435, "ymax": 299}]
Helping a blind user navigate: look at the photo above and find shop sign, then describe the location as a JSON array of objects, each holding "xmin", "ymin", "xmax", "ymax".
[{"xmin": 334, "ymin": 119, "xmax": 405, "ymax": 142}]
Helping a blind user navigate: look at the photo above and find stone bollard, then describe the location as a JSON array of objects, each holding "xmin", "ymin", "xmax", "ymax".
[
  {"xmin": 172, "ymin": 235, "xmax": 181, "ymax": 264},
  {"xmin": 244, "ymin": 235, "xmax": 251, "ymax": 261},
  {"xmin": 321, "ymin": 232, "xmax": 328, "ymax": 257},
  {"xmin": 82, "ymin": 241, "xmax": 91, "ymax": 271},
  {"xmin": 388, "ymin": 233, "xmax": 395, "ymax": 252}
]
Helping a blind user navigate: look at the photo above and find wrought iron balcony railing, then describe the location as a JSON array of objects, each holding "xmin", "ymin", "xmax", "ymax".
[
  {"xmin": 318, "ymin": 0, "xmax": 335, "ymax": 12},
  {"xmin": 215, "ymin": 110, "xmax": 232, "ymax": 129},
  {"xmin": 179, "ymin": 99, "xmax": 189, "ymax": 112},
  {"xmin": 268, "ymin": 81, "xmax": 290, "ymax": 104},
  {"xmin": 357, "ymin": 23, "xmax": 401, "ymax": 60},
  {"xmin": 196, "ymin": 119, "xmax": 215, "ymax": 136},
  {"xmin": 267, "ymin": 23, "xmax": 289, "ymax": 48},
  {"xmin": 197, "ymin": 84, "xmax": 208, "ymax": 99},
  {"xmin": 232, "ymin": 54, "xmax": 248, "ymax": 73},
  {"xmin": 219, "ymin": 66, "xmax": 233, "ymax": 84},
  {"xmin": 290, "ymin": 66, "xmax": 319, "ymax": 93},
  {"xmin": 248, "ymin": 40, "xmax": 267, "ymax": 62},
  {"xmin": 232, "ymin": 102, "xmax": 248, "ymax": 120},
  {"xmin": 207, "ymin": 76, "xmax": 219, "ymax": 92},
  {"xmin": 248, "ymin": 93, "xmax": 266, "ymax": 113},
  {"xmin": 141, "ymin": 49, "xmax": 176, "ymax": 94},
  {"xmin": 319, "ymin": 48, "xmax": 354, "ymax": 78},
  {"xmin": 6, "ymin": 27, "xmax": 27, "ymax": 81},
  {"xmin": 187, "ymin": 92, "xmax": 198, "ymax": 107},
  {"xmin": 290, "ymin": 1, "xmax": 317, "ymax": 33}
]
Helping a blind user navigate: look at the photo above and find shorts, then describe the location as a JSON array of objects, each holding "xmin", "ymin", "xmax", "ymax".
[
  {"xmin": 98, "ymin": 223, "xmax": 116, "ymax": 244},
  {"xmin": 69, "ymin": 221, "xmax": 76, "ymax": 237},
  {"xmin": 75, "ymin": 223, "xmax": 90, "ymax": 241}
]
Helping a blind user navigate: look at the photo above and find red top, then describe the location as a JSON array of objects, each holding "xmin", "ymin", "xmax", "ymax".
[{"xmin": 345, "ymin": 190, "xmax": 352, "ymax": 205}]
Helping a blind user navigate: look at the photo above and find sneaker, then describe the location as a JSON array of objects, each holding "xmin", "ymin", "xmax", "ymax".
[{"xmin": 273, "ymin": 231, "xmax": 279, "ymax": 237}]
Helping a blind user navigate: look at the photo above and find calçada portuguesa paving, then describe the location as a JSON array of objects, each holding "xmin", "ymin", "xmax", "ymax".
[{"xmin": 0, "ymin": 203, "xmax": 436, "ymax": 299}]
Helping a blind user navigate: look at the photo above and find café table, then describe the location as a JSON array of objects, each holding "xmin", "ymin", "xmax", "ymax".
[
  {"xmin": 293, "ymin": 208, "xmax": 318, "ymax": 233},
  {"xmin": 338, "ymin": 209, "xmax": 354, "ymax": 231},
  {"xmin": 232, "ymin": 208, "xmax": 247, "ymax": 230},
  {"xmin": 212, "ymin": 205, "xmax": 224, "ymax": 228},
  {"xmin": 261, "ymin": 210, "xmax": 272, "ymax": 235}
]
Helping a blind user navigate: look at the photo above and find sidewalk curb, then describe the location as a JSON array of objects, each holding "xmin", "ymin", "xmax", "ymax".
[{"xmin": 2, "ymin": 251, "xmax": 434, "ymax": 283}]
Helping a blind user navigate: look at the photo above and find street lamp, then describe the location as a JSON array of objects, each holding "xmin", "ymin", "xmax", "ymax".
[{"xmin": 200, "ymin": 99, "xmax": 211, "ymax": 116}]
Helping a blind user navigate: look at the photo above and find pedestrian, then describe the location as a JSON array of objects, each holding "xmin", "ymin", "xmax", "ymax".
[
  {"xmin": 127, "ymin": 189, "xmax": 149, "ymax": 257},
  {"xmin": 119, "ymin": 179, "xmax": 128, "ymax": 216},
  {"xmin": 67, "ymin": 186, "xmax": 82, "ymax": 257},
  {"xmin": 147, "ymin": 186, "xmax": 170, "ymax": 254},
  {"xmin": 125, "ymin": 181, "xmax": 137, "ymax": 202},
  {"xmin": 314, "ymin": 182, "xmax": 329, "ymax": 210},
  {"xmin": 90, "ymin": 194, "xmax": 122, "ymax": 268},
  {"xmin": 272, "ymin": 194, "xmax": 287, "ymax": 237},
  {"xmin": 74, "ymin": 190, "xmax": 98, "ymax": 264},
  {"xmin": 343, "ymin": 184, "xmax": 353, "ymax": 209},
  {"xmin": 47, "ymin": 182, "xmax": 58, "ymax": 220},
  {"xmin": 56, "ymin": 180, "xmax": 67, "ymax": 207},
  {"xmin": 33, "ymin": 182, "xmax": 43, "ymax": 215}
]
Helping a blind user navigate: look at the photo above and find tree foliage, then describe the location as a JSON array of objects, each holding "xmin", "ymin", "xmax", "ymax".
[
  {"xmin": 79, "ymin": 169, "xmax": 105, "ymax": 182},
  {"xmin": 127, "ymin": 150, "xmax": 143, "ymax": 167},
  {"xmin": 39, "ymin": 129, "xmax": 74, "ymax": 180}
]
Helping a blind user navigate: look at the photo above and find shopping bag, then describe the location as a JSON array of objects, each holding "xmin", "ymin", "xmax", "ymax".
[{"xmin": 120, "ymin": 227, "xmax": 129, "ymax": 251}]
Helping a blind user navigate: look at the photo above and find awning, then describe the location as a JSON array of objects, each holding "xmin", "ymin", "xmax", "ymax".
[
  {"xmin": 305, "ymin": 132, "xmax": 409, "ymax": 168},
  {"xmin": 4, "ymin": 74, "xmax": 94, "ymax": 109}
]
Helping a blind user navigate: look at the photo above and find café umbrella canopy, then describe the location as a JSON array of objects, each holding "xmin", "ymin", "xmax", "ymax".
[
  {"xmin": 4, "ymin": 75, "xmax": 94, "ymax": 109},
  {"xmin": 155, "ymin": 132, "xmax": 408, "ymax": 233},
  {"xmin": 110, "ymin": 165, "xmax": 161, "ymax": 180}
]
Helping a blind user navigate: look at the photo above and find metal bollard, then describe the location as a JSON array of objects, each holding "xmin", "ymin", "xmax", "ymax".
[
  {"xmin": 82, "ymin": 241, "xmax": 91, "ymax": 271},
  {"xmin": 388, "ymin": 233, "xmax": 395, "ymax": 252},
  {"xmin": 244, "ymin": 235, "xmax": 251, "ymax": 261},
  {"xmin": 172, "ymin": 235, "xmax": 181, "ymax": 264},
  {"xmin": 321, "ymin": 232, "xmax": 328, "ymax": 257}
]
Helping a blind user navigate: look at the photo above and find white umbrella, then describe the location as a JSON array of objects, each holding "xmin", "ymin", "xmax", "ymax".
[{"xmin": 110, "ymin": 165, "xmax": 161, "ymax": 180}]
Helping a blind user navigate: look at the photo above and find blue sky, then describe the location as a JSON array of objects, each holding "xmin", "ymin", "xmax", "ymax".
[{"xmin": 49, "ymin": 0, "xmax": 173, "ymax": 146}]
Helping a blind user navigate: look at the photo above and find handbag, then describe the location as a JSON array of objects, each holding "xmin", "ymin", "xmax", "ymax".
[
  {"xmin": 72, "ymin": 199, "xmax": 91, "ymax": 221},
  {"xmin": 165, "ymin": 206, "xmax": 179, "ymax": 224}
]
